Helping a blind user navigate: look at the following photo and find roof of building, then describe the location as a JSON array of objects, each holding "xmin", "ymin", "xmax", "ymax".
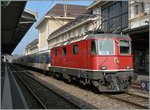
[
  {"xmin": 87, "ymin": 1, "xmax": 109, "ymax": 10},
  {"xmin": 26, "ymin": 39, "xmax": 38, "ymax": 49},
  {"xmin": 36, "ymin": 4, "xmax": 87, "ymax": 28},
  {"xmin": 46, "ymin": 4, "xmax": 87, "ymax": 17},
  {"xmin": 47, "ymin": 10, "xmax": 95, "ymax": 41}
]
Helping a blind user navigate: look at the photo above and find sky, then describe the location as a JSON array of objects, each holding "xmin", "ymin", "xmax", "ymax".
[{"xmin": 12, "ymin": 0, "xmax": 93, "ymax": 55}]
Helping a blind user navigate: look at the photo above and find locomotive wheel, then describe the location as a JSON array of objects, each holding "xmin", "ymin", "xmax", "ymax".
[
  {"xmin": 65, "ymin": 78, "xmax": 71, "ymax": 84},
  {"xmin": 98, "ymin": 84, "xmax": 107, "ymax": 92},
  {"xmin": 97, "ymin": 80, "xmax": 108, "ymax": 92}
]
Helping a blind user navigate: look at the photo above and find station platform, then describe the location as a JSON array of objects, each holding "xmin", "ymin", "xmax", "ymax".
[{"xmin": 1, "ymin": 62, "xmax": 28, "ymax": 109}]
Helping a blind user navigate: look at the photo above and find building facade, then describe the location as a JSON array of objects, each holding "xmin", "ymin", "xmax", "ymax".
[
  {"xmin": 125, "ymin": 0, "xmax": 149, "ymax": 73},
  {"xmin": 36, "ymin": 4, "xmax": 87, "ymax": 52},
  {"xmin": 25, "ymin": 39, "xmax": 38, "ymax": 55},
  {"xmin": 129, "ymin": 0, "xmax": 149, "ymax": 28},
  {"xmin": 48, "ymin": 1, "xmax": 129, "ymax": 48},
  {"xmin": 88, "ymin": 1, "xmax": 129, "ymax": 33},
  {"xmin": 47, "ymin": 10, "xmax": 98, "ymax": 49}
]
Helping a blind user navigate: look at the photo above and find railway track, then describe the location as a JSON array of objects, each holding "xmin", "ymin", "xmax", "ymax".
[
  {"xmin": 9, "ymin": 64, "xmax": 149, "ymax": 109},
  {"xmin": 8, "ymin": 64, "xmax": 81, "ymax": 109},
  {"xmin": 131, "ymin": 82, "xmax": 149, "ymax": 95},
  {"xmin": 103, "ymin": 92, "xmax": 149, "ymax": 109},
  {"xmin": 131, "ymin": 83, "xmax": 141, "ymax": 89}
]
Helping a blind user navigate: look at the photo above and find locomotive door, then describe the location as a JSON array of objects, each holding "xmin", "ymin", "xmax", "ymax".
[{"xmin": 84, "ymin": 40, "xmax": 91, "ymax": 70}]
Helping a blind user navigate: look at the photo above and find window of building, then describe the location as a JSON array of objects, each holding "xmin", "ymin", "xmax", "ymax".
[
  {"xmin": 109, "ymin": 3, "xmax": 121, "ymax": 18},
  {"xmin": 122, "ymin": 1, "xmax": 128, "ymax": 14},
  {"xmin": 109, "ymin": 17, "xmax": 121, "ymax": 32},
  {"xmin": 98, "ymin": 7, "xmax": 101, "ymax": 14},
  {"xmin": 122, "ymin": 13, "xmax": 128, "ymax": 28},
  {"xmin": 141, "ymin": 3, "xmax": 145, "ymax": 13},
  {"xmin": 72, "ymin": 44, "xmax": 78, "ymax": 54},
  {"xmin": 73, "ymin": 31, "xmax": 75, "ymax": 38},
  {"xmin": 55, "ymin": 49, "xmax": 58, "ymax": 56},
  {"xmin": 78, "ymin": 28, "xmax": 81, "ymax": 36},
  {"xmin": 102, "ymin": 1, "xmax": 128, "ymax": 33},
  {"xmin": 102, "ymin": 8, "xmax": 108, "ymax": 21},
  {"xmin": 135, "ymin": 5, "xmax": 139, "ymax": 15},
  {"xmin": 70, "ymin": 32, "xmax": 73, "ymax": 38},
  {"xmin": 61, "ymin": 36, "xmax": 64, "ymax": 42},
  {"xmin": 102, "ymin": 21, "xmax": 109, "ymax": 32},
  {"xmin": 75, "ymin": 30, "xmax": 78, "ymax": 37},
  {"xmin": 81, "ymin": 27, "xmax": 85, "ymax": 35},
  {"xmin": 115, "ymin": 3, "xmax": 121, "ymax": 16},
  {"xmin": 62, "ymin": 47, "xmax": 66, "ymax": 56},
  {"xmin": 93, "ymin": 8, "xmax": 98, "ymax": 15}
]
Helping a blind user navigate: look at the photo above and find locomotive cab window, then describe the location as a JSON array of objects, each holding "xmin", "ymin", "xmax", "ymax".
[
  {"xmin": 98, "ymin": 39, "xmax": 114, "ymax": 55},
  {"xmin": 73, "ymin": 44, "xmax": 78, "ymax": 54},
  {"xmin": 62, "ymin": 47, "xmax": 66, "ymax": 56},
  {"xmin": 119, "ymin": 40, "xmax": 130, "ymax": 55},
  {"xmin": 91, "ymin": 40, "xmax": 97, "ymax": 55},
  {"xmin": 55, "ymin": 49, "xmax": 58, "ymax": 56}
]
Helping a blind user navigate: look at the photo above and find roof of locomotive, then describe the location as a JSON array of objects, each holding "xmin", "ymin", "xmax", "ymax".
[
  {"xmin": 90, "ymin": 33, "xmax": 130, "ymax": 39},
  {"xmin": 52, "ymin": 33, "xmax": 130, "ymax": 48}
]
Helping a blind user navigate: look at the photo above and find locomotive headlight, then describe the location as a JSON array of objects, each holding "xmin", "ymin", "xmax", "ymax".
[
  {"xmin": 100, "ymin": 66, "xmax": 107, "ymax": 70},
  {"xmin": 126, "ymin": 66, "xmax": 131, "ymax": 69}
]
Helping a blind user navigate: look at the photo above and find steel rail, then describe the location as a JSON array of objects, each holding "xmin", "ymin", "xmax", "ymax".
[
  {"xmin": 103, "ymin": 93, "xmax": 149, "ymax": 109},
  {"xmin": 9, "ymin": 64, "xmax": 82, "ymax": 109},
  {"xmin": 7, "ymin": 64, "xmax": 47, "ymax": 109},
  {"xmin": 125, "ymin": 92, "xmax": 149, "ymax": 99},
  {"xmin": 23, "ymin": 71, "xmax": 82, "ymax": 109}
]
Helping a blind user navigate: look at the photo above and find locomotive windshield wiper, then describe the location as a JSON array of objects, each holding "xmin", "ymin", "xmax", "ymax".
[{"xmin": 100, "ymin": 37, "xmax": 107, "ymax": 47}]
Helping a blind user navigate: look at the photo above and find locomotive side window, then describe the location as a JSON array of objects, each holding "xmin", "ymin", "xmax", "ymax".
[
  {"xmin": 73, "ymin": 44, "xmax": 78, "ymax": 54},
  {"xmin": 98, "ymin": 39, "xmax": 114, "ymax": 55},
  {"xmin": 62, "ymin": 47, "xmax": 66, "ymax": 56},
  {"xmin": 55, "ymin": 49, "xmax": 58, "ymax": 56},
  {"xmin": 91, "ymin": 40, "xmax": 97, "ymax": 55},
  {"xmin": 119, "ymin": 40, "xmax": 130, "ymax": 54}
]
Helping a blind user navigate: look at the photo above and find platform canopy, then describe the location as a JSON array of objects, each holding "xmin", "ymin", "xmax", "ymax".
[{"xmin": 1, "ymin": 1, "xmax": 37, "ymax": 54}]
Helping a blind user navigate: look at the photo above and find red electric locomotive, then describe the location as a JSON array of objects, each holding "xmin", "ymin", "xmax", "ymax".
[{"xmin": 50, "ymin": 33, "xmax": 137, "ymax": 92}]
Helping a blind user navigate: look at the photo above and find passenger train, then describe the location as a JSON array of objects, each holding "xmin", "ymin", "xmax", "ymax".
[
  {"xmin": 14, "ymin": 51, "xmax": 50, "ymax": 72},
  {"xmin": 14, "ymin": 33, "xmax": 137, "ymax": 92}
]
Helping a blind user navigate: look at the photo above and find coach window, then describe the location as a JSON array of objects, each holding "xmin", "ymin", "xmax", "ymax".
[
  {"xmin": 55, "ymin": 49, "xmax": 58, "ymax": 56},
  {"xmin": 73, "ymin": 44, "xmax": 78, "ymax": 54},
  {"xmin": 62, "ymin": 47, "xmax": 66, "ymax": 55}
]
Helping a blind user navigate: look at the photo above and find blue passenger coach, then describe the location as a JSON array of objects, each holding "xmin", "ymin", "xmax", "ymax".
[{"xmin": 14, "ymin": 51, "xmax": 50, "ymax": 72}]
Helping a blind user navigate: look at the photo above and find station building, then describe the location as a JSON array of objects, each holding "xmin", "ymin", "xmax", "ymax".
[
  {"xmin": 47, "ymin": 1, "xmax": 129, "ymax": 53},
  {"xmin": 124, "ymin": 0, "xmax": 149, "ymax": 73},
  {"xmin": 47, "ymin": 10, "xmax": 98, "ymax": 48}
]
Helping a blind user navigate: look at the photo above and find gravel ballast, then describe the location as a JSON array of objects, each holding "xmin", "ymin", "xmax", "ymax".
[{"xmin": 27, "ymin": 70, "xmax": 148, "ymax": 109}]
